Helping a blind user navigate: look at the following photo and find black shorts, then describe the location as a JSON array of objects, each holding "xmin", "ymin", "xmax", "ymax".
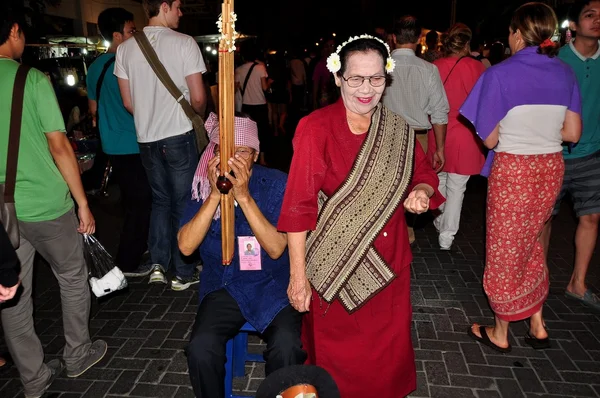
[{"xmin": 553, "ymin": 150, "xmax": 600, "ymax": 217}]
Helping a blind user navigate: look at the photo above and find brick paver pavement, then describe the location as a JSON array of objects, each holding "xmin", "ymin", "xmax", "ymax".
[{"xmin": 1, "ymin": 177, "xmax": 599, "ymax": 398}]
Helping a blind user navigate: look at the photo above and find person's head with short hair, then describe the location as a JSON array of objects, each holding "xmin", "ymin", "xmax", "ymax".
[
  {"xmin": 488, "ymin": 41, "xmax": 505, "ymax": 64},
  {"xmin": 374, "ymin": 26, "xmax": 387, "ymax": 40},
  {"xmin": 0, "ymin": 2, "xmax": 26, "ymax": 60},
  {"xmin": 143, "ymin": 0, "xmax": 182, "ymax": 29},
  {"xmin": 470, "ymin": 36, "xmax": 485, "ymax": 52},
  {"xmin": 568, "ymin": 0, "xmax": 600, "ymax": 40},
  {"xmin": 442, "ymin": 23, "xmax": 472, "ymax": 57},
  {"xmin": 393, "ymin": 15, "xmax": 423, "ymax": 45},
  {"xmin": 241, "ymin": 42, "xmax": 259, "ymax": 63},
  {"xmin": 321, "ymin": 39, "xmax": 336, "ymax": 58},
  {"xmin": 425, "ymin": 30, "xmax": 439, "ymax": 50},
  {"xmin": 509, "ymin": 2, "xmax": 559, "ymax": 57},
  {"xmin": 98, "ymin": 8, "xmax": 136, "ymax": 50}
]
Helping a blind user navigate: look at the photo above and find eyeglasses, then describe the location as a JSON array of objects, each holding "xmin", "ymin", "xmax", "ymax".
[
  {"xmin": 213, "ymin": 146, "xmax": 255, "ymax": 159},
  {"xmin": 126, "ymin": 28, "xmax": 137, "ymax": 35},
  {"xmin": 342, "ymin": 75, "xmax": 387, "ymax": 88}
]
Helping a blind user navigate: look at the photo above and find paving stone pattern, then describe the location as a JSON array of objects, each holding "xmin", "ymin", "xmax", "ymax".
[{"xmin": 1, "ymin": 178, "xmax": 600, "ymax": 398}]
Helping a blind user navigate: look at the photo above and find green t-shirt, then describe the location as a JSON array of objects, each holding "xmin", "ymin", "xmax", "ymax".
[
  {"xmin": 0, "ymin": 59, "xmax": 73, "ymax": 222},
  {"xmin": 559, "ymin": 42, "xmax": 600, "ymax": 159}
]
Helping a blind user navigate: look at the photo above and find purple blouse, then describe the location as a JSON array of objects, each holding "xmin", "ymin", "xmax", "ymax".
[{"xmin": 460, "ymin": 46, "xmax": 582, "ymax": 176}]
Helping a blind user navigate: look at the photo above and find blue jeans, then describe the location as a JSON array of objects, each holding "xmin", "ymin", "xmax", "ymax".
[{"xmin": 139, "ymin": 131, "xmax": 198, "ymax": 278}]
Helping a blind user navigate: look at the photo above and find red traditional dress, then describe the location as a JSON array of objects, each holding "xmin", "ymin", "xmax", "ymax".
[
  {"xmin": 427, "ymin": 56, "xmax": 486, "ymax": 174},
  {"xmin": 278, "ymin": 99, "xmax": 443, "ymax": 397}
]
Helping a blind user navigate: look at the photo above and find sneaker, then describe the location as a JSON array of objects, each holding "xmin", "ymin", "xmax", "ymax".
[
  {"xmin": 148, "ymin": 264, "xmax": 167, "ymax": 284},
  {"xmin": 25, "ymin": 359, "xmax": 65, "ymax": 398},
  {"xmin": 66, "ymin": 340, "xmax": 107, "ymax": 378},
  {"xmin": 171, "ymin": 270, "xmax": 200, "ymax": 291},
  {"xmin": 439, "ymin": 237, "xmax": 453, "ymax": 252},
  {"xmin": 122, "ymin": 263, "xmax": 154, "ymax": 278}
]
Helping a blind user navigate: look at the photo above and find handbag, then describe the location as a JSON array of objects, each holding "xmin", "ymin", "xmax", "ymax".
[
  {"xmin": 1, "ymin": 64, "xmax": 31, "ymax": 249},
  {"xmin": 132, "ymin": 32, "xmax": 209, "ymax": 154}
]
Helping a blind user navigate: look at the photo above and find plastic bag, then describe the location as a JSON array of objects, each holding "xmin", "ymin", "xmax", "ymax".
[{"xmin": 83, "ymin": 234, "xmax": 127, "ymax": 297}]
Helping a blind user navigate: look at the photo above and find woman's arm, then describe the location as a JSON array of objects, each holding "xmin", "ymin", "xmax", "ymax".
[
  {"xmin": 483, "ymin": 124, "xmax": 500, "ymax": 149},
  {"xmin": 561, "ymin": 110, "xmax": 582, "ymax": 143},
  {"xmin": 287, "ymin": 231, "xmax": 312, "ymax": 312}
]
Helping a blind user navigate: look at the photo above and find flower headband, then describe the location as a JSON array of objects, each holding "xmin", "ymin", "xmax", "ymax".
[{"xmin": 326, "ymin": 34, "xmax": 395, "ymax": 74}]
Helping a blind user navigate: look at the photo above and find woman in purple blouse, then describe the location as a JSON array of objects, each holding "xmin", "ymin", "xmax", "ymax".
[{"xmin": 460, "ymin": 2, "xmax": 582, "ymax": 353}]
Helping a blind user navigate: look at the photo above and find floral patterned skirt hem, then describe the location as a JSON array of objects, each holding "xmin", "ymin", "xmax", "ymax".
[{"xmin": 484, "ymin": 152, "xmax": 564, "ymax": 321}]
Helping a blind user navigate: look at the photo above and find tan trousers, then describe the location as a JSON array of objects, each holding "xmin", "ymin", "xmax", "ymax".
[{"xmin": 408, "ymin": 133, "xmax": 429, "ymax": 243}]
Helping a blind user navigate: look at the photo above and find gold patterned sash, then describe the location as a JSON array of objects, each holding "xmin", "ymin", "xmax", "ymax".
[{"xmin": 305, "ymin": 105, "xmax": 415, "ymax": 313}]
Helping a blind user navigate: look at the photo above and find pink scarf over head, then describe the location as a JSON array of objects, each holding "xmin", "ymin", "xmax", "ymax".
[{"xmin": 191, "ymin": 112, "xmax": 260, "ymax": 220}]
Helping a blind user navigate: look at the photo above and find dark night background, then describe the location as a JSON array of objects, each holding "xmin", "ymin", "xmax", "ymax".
[{"xmin": 181, "ymin": 0, "xmax": 574, "ymax": 49}]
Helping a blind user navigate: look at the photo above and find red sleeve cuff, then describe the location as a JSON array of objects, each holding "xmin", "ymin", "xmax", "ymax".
[
  {"xmin": 428, "ymin": 189, "xmax": 445, "ymax": 210},
  {"xmin": 277, "ymin": 211, "xmax": 317, "ymax": 233}
]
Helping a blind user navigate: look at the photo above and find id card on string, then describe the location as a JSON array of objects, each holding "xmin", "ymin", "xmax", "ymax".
[{"xmin": 238, "ymin": 236, "xmax": 261, "ymax": 271}]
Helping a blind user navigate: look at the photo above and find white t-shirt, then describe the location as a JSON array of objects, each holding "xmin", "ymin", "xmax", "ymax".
[
  {"xmin": 290, "ymin": 59, "xmax": 306, "ymax": 86},
  {"xmin": 496, "ymin": 104, "xmax": 567, "ymax": 155},
  {"xmin": 234, "ymin": 62, "xmax": 268, "ymax": 105},
  {"xmin": 114, "ymin": 26, "xmax": 206, "ymax": 143}
]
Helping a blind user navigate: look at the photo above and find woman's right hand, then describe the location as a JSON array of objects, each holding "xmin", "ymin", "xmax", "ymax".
[{"xmin": 288, "ymin": 274, "xmax": 312, "ymax": 312}]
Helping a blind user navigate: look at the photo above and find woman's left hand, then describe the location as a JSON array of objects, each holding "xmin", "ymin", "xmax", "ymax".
[
  {"xmin": 225, "ymin": 154, "xmax": 252, "ymax": 202},
  {"xmin": 404, "ymin": 189, "xmax": 430, "ymax": 214}
]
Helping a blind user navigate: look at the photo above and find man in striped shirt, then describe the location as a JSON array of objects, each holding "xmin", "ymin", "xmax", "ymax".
[{"xmin": 383, "ymin": 15, "xmax": 449, "ymax": 245}]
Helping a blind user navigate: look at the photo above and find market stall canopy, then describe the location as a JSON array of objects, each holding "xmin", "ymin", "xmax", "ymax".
[
  {"xmin": 25, "ymin": 35, "xmax": 104, "ymax": 51},
  {"xmin": 46, "ymin": 35, "xmax": 103, "ymax": 46}
]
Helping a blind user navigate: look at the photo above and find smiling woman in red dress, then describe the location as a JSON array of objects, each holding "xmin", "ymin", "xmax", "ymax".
[{"xmin": 277, "ymin": 35, "xmax": 444, "ymax": 397}]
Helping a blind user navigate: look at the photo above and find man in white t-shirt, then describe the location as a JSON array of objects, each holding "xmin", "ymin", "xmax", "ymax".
[
  {"xmin": 235, "ymin": 44, "xmax": 269, "ymax": 164},
  {"xmin": 114, "ymin": 0, "xmax": 206, "ymax": 291},
  {"xmin": 289, "ymin": 48, "xmax": 307, "ymax": 115}
]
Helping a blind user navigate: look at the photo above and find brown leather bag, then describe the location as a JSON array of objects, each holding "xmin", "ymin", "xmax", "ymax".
[
  {"xmin": 132, "ymin": 31, "xmax": 209, "ymax": 153},
  {"xmin": 1, "ymin": 64, "xmax": 31, "ymax": 249}
]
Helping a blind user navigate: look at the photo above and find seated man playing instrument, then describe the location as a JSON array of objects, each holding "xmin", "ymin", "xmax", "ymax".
[{"xmin": 178, "ymin": 112, "xmax": 306, "ymax": 398}]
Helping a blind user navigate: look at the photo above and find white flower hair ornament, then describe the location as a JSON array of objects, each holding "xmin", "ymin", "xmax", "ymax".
[{"xmin": 326, "ymin": 34, "xmax": 395, "ymax": 74}]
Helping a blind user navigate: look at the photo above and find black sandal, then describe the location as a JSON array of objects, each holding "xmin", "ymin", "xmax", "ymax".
[
  {"xmin": 524, "ymin": 331, "xmax": 551, "ymax": 350},
  {"xmin": 467, "ymin": 325, "xmax": 512, "ymax": 353}
]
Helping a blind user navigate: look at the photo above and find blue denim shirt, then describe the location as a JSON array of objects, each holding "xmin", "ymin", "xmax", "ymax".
[{"xmin": 181, "ymin": 165, "xmax": 290, "ymax": 333}]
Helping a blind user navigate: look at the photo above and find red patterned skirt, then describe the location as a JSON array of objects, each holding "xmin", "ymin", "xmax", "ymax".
[{"xmin": 485, "ymin": 152, "xmax": 564, "ymax": 322}]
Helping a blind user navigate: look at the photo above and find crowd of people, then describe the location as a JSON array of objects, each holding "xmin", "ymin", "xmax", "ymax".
[{"xmin": 0, "ymin": 0, "xmax": 599, "ymax": 397}]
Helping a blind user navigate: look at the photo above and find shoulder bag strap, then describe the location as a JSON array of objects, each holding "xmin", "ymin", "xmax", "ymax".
[
  {"xmin": 96, "ymin": 56, "xmax": 116, "ymax": 104},
  {"xmin": 132, "ymin": 31, "xmax": 207, "ymax": 149},
  {"xmin": 443, "ymin": 56, "xmax": 466, "ymax": 86},
  {"xmin": 4, "ymin": 64, "xmax": 31, "ymax": 204},
  {"xmin": 94, "ymin": 56, "xmax": 115, "ymax": 129},
  {"xmin": 132, "ymin": 31, "xmax": 191, "ymax": 112},
  {"xmin": 240, "ymin": 62, "xmax": 258, "ymax": 99}
]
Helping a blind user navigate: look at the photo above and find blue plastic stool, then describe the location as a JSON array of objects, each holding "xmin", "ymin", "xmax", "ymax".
[{"xmin": 225, "ymin": 322, "xmax": 265, "ymax": 398}]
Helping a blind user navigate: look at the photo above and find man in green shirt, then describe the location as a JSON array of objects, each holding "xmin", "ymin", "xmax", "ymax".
[
  {"xmin": 0, "ymin": 4, "xmax": 107, "ymax": 397},
  {"xmin": 542, "ymin": 0, "xmax": 600, "ymax": 312}
]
